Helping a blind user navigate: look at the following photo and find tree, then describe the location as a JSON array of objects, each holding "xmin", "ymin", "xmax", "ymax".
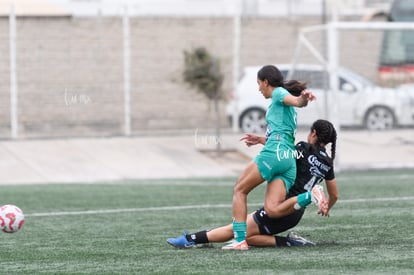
[{"xmin": 183, "ymin": 47, "xmax": 224, "ymax": 153}]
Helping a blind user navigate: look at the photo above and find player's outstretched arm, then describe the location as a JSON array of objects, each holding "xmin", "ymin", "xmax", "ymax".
[
  {"xmin": 283, "ymin": 90, "xmax": 316, "ymax": 107},
  {"xmin": 240, "ymin": 134, "xmax": 266, "ymax": 147},
  {"xmin": 319, "ymin": 179, "xmax": 338, "ymax": 217}
]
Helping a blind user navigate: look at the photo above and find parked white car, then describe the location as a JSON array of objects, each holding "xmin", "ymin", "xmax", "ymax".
[{"xmin": 226, "ymin": 64, "xmax": 414, "ymax": 133}]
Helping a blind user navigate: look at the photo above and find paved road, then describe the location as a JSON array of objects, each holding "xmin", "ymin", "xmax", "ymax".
[{"xmin": 0, "ymin": 129, "xmax": 413, "ymax": 184}]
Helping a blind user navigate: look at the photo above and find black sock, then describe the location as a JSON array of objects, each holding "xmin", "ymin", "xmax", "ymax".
[
  {"xmin": 186, "ymin": 230, "xmax": 209, "ymax": 244},
  {"xmin": 275, "ymin": 236, "xmax": 289, "ymax": 247}
]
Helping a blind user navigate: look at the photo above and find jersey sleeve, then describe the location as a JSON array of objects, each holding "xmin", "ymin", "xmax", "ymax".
[
  {"xmin": 296, "ymin": 141, "xmax": 306, "ymax": 149},
  {"xmin": 325, "ymin": 166, "xmax": 335, "ymax": 181},
  {"xmin": 272, "ymin": 87, "xmax": 289, "ymax": 105},
  {"xmin": 295, "ymin": 141, "xmax": 310, "ymax": 156}
]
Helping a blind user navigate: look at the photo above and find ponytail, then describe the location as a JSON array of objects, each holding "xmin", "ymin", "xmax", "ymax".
[{"xmin": 283, "ymin": 80, "xmax": 307, "ymax": 97}]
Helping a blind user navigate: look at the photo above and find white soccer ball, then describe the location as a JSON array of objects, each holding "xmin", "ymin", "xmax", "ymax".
[{"xmin": 0, "ymin": 204, "xmax": 25, "ymax": 233}]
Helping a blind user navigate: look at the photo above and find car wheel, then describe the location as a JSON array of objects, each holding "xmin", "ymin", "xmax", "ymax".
[
  {"xmin": 364, "ymin": 106, "xmax": 395, "ymax": 130},
  {"xmin": 240, "ymin": 108, "xmax": 266, "ymax": 133}
]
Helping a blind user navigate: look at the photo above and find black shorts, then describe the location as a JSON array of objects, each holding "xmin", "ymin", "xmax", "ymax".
[{"xmin": 253, "ymin": 207, "xmax": 305, "ymax": 235}]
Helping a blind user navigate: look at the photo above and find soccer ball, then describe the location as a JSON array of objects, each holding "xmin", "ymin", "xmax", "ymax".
[{"xmin": 0, "ymin": 204, "xmax": 25, "ymax": 233}]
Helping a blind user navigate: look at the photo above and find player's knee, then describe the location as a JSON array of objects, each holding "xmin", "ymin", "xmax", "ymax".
[
  {"xmin": 233, "ymin": 179, "xmax": 247, "ymax": 195},
  {"xmin": 233, "ymin": 187, "xmax": 247, "ymax": 202},
  {"xmin": 263, "ymin": 208, "xmax": 277, "ymax": 218},
  {"xmin": 263, "ymin": 203, "xmax": 282, "ymax": 218}
]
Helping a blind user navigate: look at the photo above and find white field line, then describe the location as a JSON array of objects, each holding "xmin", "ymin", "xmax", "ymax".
[
  {"xmin": 2, "ymin": 171, "xmax": 413, "ymax": 187},
  {"xmin": 25, "ymin": 196, "xmax": 414, "ymax": 217},
  {"xmin": 339, "ymin": 173, "xmax": 414, "ymax": 181}
]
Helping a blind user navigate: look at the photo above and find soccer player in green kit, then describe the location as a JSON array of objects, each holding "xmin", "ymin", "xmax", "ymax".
[
  {"xmin": 167, "ymin": 119, "xmax": 337, "ymax": 249},
  {"xmin": 224, "ymin": 65, "xmax": 316, "ymax": 250}
]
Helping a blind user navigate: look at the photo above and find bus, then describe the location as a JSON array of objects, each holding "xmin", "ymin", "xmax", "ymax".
[{"xmin": 379, "ymin": 0, "xmax": 414, "ymax": 85}]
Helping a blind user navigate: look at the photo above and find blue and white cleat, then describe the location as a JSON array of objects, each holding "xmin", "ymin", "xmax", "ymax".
[
  {"xmin": 286, "ymin": 232, "xmax": 315, "ymax": 247},
  {"xmin": 167, "ymin": 231, "xmax": 196, "ymax": 248}
]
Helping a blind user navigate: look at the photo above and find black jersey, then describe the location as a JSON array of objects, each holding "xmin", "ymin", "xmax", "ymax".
[{"xmin": 287, "ymin": 141, "xmax": 335, "ymax": 198}]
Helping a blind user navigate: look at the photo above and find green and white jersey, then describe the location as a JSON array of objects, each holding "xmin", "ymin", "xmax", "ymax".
[{"xmin": 264, "ymin": 87, "xmax": 297, "ymax": 148}]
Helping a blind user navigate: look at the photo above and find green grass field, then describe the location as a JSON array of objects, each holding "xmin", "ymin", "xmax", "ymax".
[{"xmin": 0, "ymin": 169, "xmax": 413, "ymax": 274}]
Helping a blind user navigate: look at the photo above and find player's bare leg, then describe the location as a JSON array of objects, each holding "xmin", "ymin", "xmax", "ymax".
[{"xmin": 223, "ymin": 161, "xmax": 264, "ymax": 250}]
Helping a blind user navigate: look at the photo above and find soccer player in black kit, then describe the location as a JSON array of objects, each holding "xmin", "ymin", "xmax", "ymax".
[{"xmin": 167, "ymin": 119, "xmax": 338, "ymax": 248}]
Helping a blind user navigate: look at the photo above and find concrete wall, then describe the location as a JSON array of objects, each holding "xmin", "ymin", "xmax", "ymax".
[{"xmin": 0, "ymin": 16, "xmax": 381, "ymax": 139}]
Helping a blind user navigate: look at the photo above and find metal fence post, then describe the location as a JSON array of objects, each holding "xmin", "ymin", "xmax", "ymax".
[
  {"xmin": 327, "ymin": 20, "xmax": 340, "ymax": 171},
  {"xmin": 123, "ymin": 6, "xmax": 131, "ymax": 136},
  {"xmin": 232, "ymin": 0, "xmax": 241, "ymax": 133},
  {"xmin": 9, "ymin": 5, "xmax": 18, "ymax": 139}
]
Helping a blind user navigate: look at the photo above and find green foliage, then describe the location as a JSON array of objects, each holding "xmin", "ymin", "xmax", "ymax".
[
  {"xmin": 183, "ymin": 47, "xmax": 224, "ymax": 100},
  {"xmin": 1, "ymin": 170, "xmax": 413, "ymax": 274}
]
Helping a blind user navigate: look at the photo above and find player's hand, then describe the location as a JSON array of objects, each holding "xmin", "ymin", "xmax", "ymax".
[
  {"xmin": 240, "ymin": 134, "xmax": 261, "ymax": 147},
  {"xmin": 301, "ymin": 90, "xmax": 316, "ymax": 101},
  {"xmin": 317, "ymin": 201, "xmax": 330, "ymax": 217}
]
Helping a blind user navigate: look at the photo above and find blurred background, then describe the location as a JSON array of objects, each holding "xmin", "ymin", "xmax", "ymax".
[{"xmin": 0, "ymin": 0, "xmax": 413, "ymax": 182}]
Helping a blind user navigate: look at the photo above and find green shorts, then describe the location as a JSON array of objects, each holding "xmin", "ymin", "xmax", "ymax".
[{"xmin": 253, "ymin": 141, "xmax": 296, "ymax": 191}]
